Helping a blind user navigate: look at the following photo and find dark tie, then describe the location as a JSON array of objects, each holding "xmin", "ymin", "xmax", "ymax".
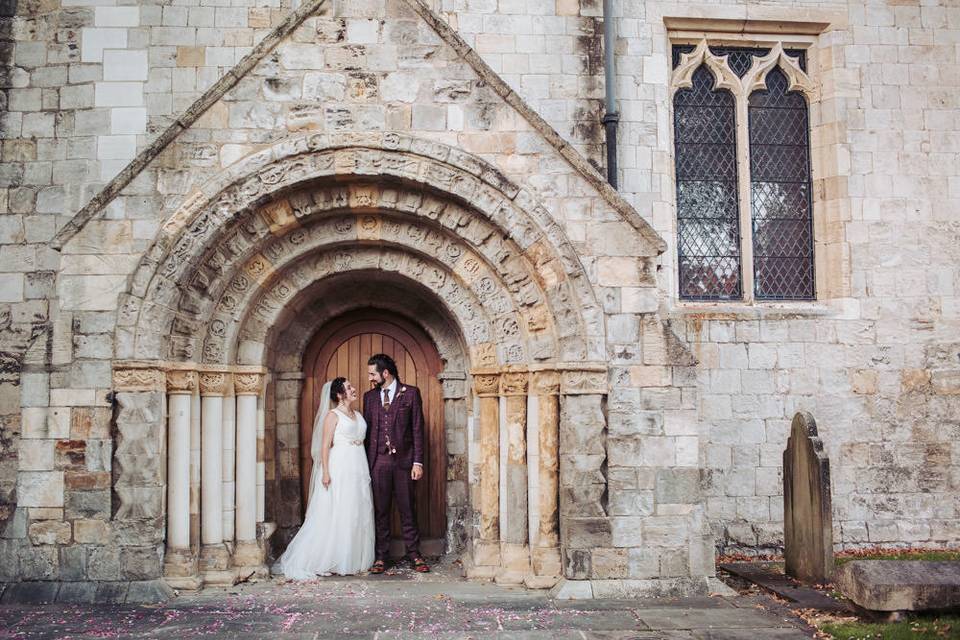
[{"xmin": 383, "ymin": 388, "xmax": 390, "ymax": 412}]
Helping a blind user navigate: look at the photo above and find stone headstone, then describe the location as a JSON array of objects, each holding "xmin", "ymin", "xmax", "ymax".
[
  {"xmin": 835, "ymin": 560, "xmax": 960, "ymax": 612},
  {"xmin": 783, "ymin": 411, "xmax": 834, "ymax": 584}
]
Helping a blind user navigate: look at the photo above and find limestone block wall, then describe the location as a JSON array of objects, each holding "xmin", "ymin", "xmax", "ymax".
[
  {"xmin": 613, "ymin": 0, "xmax": 960, "ymax": 553},
  {"xmin": 0, "ymin": 0, "xmax": 708, "ymax": 595},
  {"xmin": 0, "ymin": 0, "xmax": 957, "ymax": 598}
]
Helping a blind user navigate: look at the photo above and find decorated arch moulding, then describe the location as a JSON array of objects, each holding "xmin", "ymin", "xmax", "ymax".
[
  {"xmin": 267, "ymin": 283, "xmax": 469, "ymax": 374},
  {"xmin": 216, "ymin": 247, "xmax": 525, "ymax": 369},
  {"xmin": 118, "ymin": 133, "xmax": 602, "ymax": 364},
  {"xmin": 170, "ymin": 195, "xmax": 589, "ymax": 363},
  {"xmin": 204, "ymin": 217, "xmax": 548, "ymax": 363},
  {"xmin": 671, "ymin": 39, "xmax": 816, "ymax": 100},
  {"xmin": 123, "ymin": 134, "xmax": 603, "ymax": 332}
]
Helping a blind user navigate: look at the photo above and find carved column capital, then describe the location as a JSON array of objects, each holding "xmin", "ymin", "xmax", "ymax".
[
  {"xmin": 472, "ymin": 372, "xmax": 501, "ymax": 397},
  {"xmin": 530, "ymin": 370, "xmax": 560, "ymax": 395},
  {"xmin": 113, "ymin": 366, "xmax": 165, "ymax": 392},
  {"xmin": 499, "ymin": 371, "xmax": 528, "ymax": 396},
  {"xmin": 199, "ymin": 372, "xmax": 230, "ymax": 396},
  {"xmin": 560, "ymin": 369, "xmax": 607, "ymax": 395},
  {"xmin": 234, "ymin": 373, "xmax": 264, "ymax": 396},
  {"xmin": 166, "ymin": 370, "xmax": 198, "ymax": 394}
]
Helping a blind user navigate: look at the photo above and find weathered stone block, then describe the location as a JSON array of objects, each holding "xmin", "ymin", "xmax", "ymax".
[
  {"xmin": 629, "ymin": 547, "xmax": 660, "ymax": 579},
  {"xmin": 655, "ymin": 468, "xmax": 701, "ymax": 504},
  {"xmin": 113, "ymin": 486, "xmax": 163, "ymax": 520},
  {"xmin": 0, "ymin": 539, "xmax": 20, "ymax": 581},
  {"xmin": 0, "ymin": 581, "xmax": 59, "ymax": 604},
  {"xmin": 126, "ymin": 579, "xmax": 174, "ymax": 603},
  {"xmin": 561, "ymin": 517, "xmax": 612, "ymax": 549},
  {"xmin": 60, "ymin": 545, "xmax": 87, "ymax": 581},
  {"xmin": 65, "ymin": 489, "xmax": 111, "ymax": 520},
  {"xmin": 19, "ymin": 545, "xmax": 58, "ymax": 580},
  {"xmin": 836, "ymin": 561, "xmax": 960, "ymax": 612},
  {"xmin": 95, "ymin": 581, "xmax": 129, "ymax": 604},
  {"xmin": 28, "ymin": 520, "xmax": 71, "ymax": 545},
  {"xmin": 590, "ymin": 547, "xmax": 628, "ymax": 579},
  {"xmin": 56, "ymin": 581, "xmax": 97, "ymax": 603},
  {"xmin": 121, "ymin": 545, "xmax": 162, "ymax": 580},
  {"xmin": 611, "ymin": 516, "xmax": 644, "ymax": 547},
  {"xmin": 17, "ymin": 471, "xmax": 64, "ymax": 508},
  {"xmin": 87, "ymin": 546, "xmax": 121, "ymax": 581},
  {"xmin": 562, "ymin": 548, "xmax": 591, "ymax": 579}
]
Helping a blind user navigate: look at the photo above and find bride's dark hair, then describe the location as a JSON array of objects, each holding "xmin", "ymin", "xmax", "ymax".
[{"xmin": 330, "ymin": 377, "xmax": 347, "ymax": 403}]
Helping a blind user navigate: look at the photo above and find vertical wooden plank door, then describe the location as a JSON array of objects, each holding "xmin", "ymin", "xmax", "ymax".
[{"xmin": 301, "ymin": 310, "xmax": 446, "ymax": 555}]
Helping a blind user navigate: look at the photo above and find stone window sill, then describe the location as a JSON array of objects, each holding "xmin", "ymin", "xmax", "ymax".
[{"xmin": 667, "ymin": 300, "xmax": 839, "ymax": 321}]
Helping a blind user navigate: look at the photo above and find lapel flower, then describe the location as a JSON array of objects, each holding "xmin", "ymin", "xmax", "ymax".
[{"xmin": 401, "ymin": 386, "xmax": 407, "ymax": 393}]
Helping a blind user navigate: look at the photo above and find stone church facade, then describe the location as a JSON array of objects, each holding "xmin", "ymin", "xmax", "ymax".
[{"xmin": 0, "ymin": 0, "xmax": 957, "ymax": 601}]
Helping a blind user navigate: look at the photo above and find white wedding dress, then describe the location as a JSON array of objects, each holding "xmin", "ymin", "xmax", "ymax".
[{"xmin": 274, "ymin": 403, "xmax": 375, "ymax": 579}]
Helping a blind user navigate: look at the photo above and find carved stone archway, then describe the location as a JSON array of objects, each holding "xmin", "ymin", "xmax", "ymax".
[{"xmin": 111, "ymin": 134, "xmax": 609, "ymax": 588}]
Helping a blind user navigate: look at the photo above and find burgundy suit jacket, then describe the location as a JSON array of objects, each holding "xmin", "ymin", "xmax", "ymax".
[{"xmin": 363, "ymin": 383, "xmax": 425, "ymax": 471}]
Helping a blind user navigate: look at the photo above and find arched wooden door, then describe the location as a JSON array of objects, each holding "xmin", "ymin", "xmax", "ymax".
[{"xmin": 301, "ymin": 310, "xmax": 446, "ymax": 555}]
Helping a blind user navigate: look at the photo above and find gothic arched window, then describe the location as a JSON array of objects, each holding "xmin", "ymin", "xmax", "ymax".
[
  {"xmin": 673, "ymin": 66, "xmax": 742, "ymax": 300},
  {"xmin": 749, "ymin": 68, "xmax": 815, "ymax": 300},
  {"xmin": 671, "ymin": 43, "xmax": 816, "ymax": 302}
]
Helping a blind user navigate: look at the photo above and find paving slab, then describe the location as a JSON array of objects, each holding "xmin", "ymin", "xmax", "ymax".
[
  {"xmin": 0, "ymin": 573, "xmax": 814, "ymax": 639},
  {"xmin": 639, "ymin": 606, "xmax": 803, "ymax": 629}
]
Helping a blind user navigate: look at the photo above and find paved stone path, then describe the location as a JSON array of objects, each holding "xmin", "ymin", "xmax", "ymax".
[{"xmin": 0, "ymin": 568, "xmax": 814, "ymax": 639}]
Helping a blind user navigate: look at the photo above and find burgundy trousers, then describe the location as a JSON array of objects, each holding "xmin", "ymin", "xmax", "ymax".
[{"xmin": 371, "ymin": 455, "xmax": 421, "ymax": 561}]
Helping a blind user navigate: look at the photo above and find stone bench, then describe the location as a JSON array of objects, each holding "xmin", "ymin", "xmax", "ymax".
[{"xmin": 835, "ymin": 560, "xmax": 960, "ymax": 612}]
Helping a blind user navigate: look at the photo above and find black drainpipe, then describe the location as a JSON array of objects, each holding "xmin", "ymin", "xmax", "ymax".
[{"xmin": 602, "ymin": 0, "xmax": 619, "ymax": 189}]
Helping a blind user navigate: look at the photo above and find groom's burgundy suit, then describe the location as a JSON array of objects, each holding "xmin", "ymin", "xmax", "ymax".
[{"xmin": 363, "ymin": 382, "xmax": 425, "ymax": 561}]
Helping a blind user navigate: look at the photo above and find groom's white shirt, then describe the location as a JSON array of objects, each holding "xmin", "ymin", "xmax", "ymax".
[{"xmin": 382, "ymin": 379, "xmax": 422, "ymax": 469}]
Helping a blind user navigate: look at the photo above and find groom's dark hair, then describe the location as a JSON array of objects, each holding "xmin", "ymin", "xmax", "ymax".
[{"xmin": 368, "ymin": 353, "xmax": 399, "ymax": 380}]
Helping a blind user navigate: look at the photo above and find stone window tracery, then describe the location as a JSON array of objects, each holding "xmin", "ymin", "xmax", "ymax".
[{"xmin": 671, "ymin": 40, "xmax": 816, "ymax": 302}]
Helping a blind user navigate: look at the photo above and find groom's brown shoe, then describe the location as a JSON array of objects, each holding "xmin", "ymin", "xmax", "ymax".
[
  {"xmin": 412, "ymin": 557, "xmax": 430, "ymax": 573},
  {"xmin": 370, "ymin": 560, "xmax": 386, "ymax": 574}
]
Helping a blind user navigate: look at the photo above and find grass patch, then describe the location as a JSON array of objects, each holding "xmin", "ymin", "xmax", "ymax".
[
  {"xmin": 835, "ymin": 550, "xmax": 960, "ymax": 566},
  {"xmin": 819, "ymin": 614, "xmax": 960, "ymax": 639}
]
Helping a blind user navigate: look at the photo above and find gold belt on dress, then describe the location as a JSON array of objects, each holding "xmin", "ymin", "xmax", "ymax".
[{"xmin": 336, "ymin": 439, "xmax": 363, "ymax": 446}]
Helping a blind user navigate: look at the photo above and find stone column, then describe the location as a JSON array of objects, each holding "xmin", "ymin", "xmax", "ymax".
[
  {"xmin": 531, "ymin": 370, "xmax": 561, "ymax": 580},
  {"xmin": 198, "ymin": 372, "xmax": 232, "ymax": 585},
  {"xmin": 470, "ymin": 372, "xmax": 500, "ymax": 576},
  {"xmin": 222, "ymin": 383, "xmax": 236, "ymax": 545},
  {"xmin": 190, "ymin": 388, "xmax": 201, "ymax": 550},
  {"xmin": 164, "ymin": 370, "xmax": 199, "ymax": 588},
  {"xmin": 497, "ymin": 370, "xmax": 530, "ymax": 583},
  {"xmin": 257, "ymin": 390, "xmax": 266, "ymax": 524},
  {"xmin": 558, "ymin": 368, "xmax": 609, "ymax": 580},
  {"xmin": 111, "ymin": 366, "xmax": 168, "ymax": 589},
  {"xmin": 233, "ymin": 373, "xmax": 266, "ymax": 577}
]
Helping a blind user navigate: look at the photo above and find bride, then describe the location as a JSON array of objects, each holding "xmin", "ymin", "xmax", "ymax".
[{"xmin": 274, "ymin": 377, "xmax": 375, "ymax": 578}]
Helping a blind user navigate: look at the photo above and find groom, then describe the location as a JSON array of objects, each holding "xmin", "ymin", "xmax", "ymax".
[{"xmin": 364, "ymin": 353, "xmax": 430, "ymax": 573}]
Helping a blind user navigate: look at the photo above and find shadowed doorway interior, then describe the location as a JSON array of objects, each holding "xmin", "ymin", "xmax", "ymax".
[{"xmin": 300, "ymin": 309, "xmax": 446, "ymax": 557}]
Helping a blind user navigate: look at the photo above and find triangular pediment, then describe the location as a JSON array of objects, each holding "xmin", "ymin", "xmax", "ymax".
[{"xmin": 54, "ymin": 0, "xmax": 664, "ymax": 254}]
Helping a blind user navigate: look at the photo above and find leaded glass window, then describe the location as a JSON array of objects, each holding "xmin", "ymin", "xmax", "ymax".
[
  {"xmin": 749, "ymin": 68, "xmax": 814, "ymax": 300},
  {"xmin": 671, "ymin": 43, "xmax": 815, "ymax": 302},
  {"xmin": 673, "ymin": 66, "xmax": 741, "ymax": 300}
]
